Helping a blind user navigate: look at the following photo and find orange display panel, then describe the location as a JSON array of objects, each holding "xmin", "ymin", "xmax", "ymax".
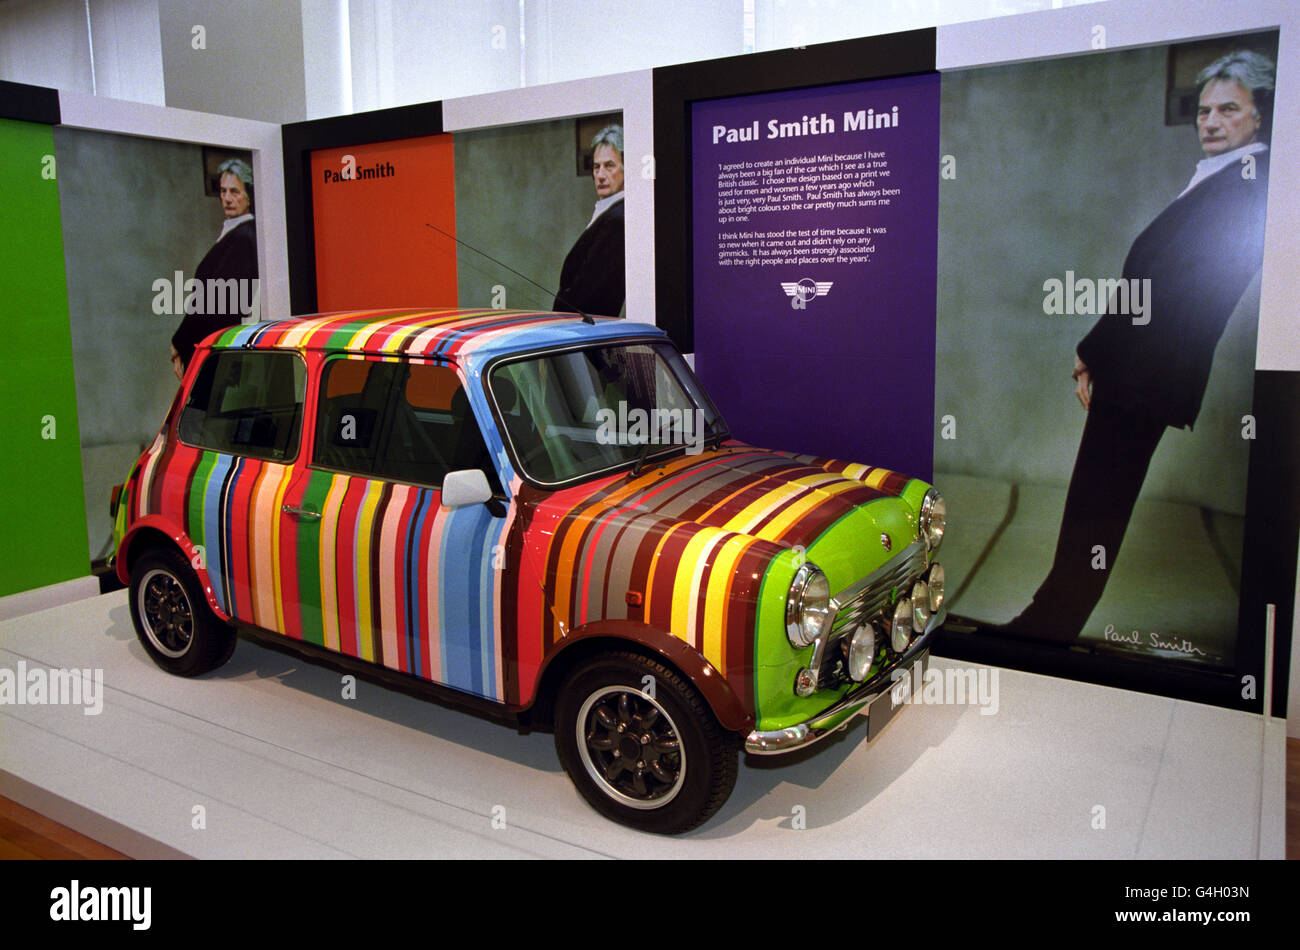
[{"xmin": 310, "ymin": 135, "xmax": 457, "ymax": 311}]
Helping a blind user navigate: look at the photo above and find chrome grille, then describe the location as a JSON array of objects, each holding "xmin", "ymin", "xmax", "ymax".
[
  {"xmin": 801, "ymin": 539, "xmax": 929, "ymax": 693},
  {"xmin": 829, "ymin": 540, "xmax": 928, "ymax": 634}
]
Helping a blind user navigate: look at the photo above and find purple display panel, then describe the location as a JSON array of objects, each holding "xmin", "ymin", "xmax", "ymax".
[{"xmin": 691, "ymin": 74, "xmax": 939, "ymax": 477}]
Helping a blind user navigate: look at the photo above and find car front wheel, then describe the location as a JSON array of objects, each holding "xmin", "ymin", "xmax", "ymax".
[
  {"xmin": 555, "ymin": 651, "xmax": 738, "ymax": 834},
  {"xmin": 129, "ymin": 547, "xmax": 236, "ymax": 677}
]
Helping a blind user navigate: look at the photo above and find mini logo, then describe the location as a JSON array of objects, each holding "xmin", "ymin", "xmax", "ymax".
[
  {"xmin": 781, "ymin": 278, "xmax": 833, "ymax": 310},
  {"xmin": 880, "ymin": 533, "xmax": 892, "ymax": 551}
]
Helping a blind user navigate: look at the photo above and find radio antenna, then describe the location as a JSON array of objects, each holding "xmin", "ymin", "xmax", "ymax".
[{"xmin": 426, "ymin": 222, "xmax": 596, "ymax": 324}]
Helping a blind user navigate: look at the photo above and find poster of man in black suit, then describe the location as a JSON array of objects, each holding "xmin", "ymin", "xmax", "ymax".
[
  {"xmin": 1001, "ymin": 50, "xmax": 1274, "ymax": 647},
  {"xmin": 932, "ymin": 35, "xmax": 1278, "ymax": 669},
  {"xmin": 552, "ymin": 124, "xmax": 626, "ymax": 317},
  {"xmin": 170, "ymin": 156, "xmax": 259, "ymax": 377}
]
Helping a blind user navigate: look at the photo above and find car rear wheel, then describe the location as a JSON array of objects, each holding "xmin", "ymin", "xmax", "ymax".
[
  {"xmin": 129, "ymin": 548, "xmax": 236, "ymax": 677},
  {"xmin": 555, "ymin": 651, "xmax": 738, "ymax": 834}
]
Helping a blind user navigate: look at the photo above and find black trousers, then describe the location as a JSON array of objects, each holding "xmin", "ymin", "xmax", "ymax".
[{"xmin": 1011, "ymin": 401, "xmax": 1167, "ymax": 641}]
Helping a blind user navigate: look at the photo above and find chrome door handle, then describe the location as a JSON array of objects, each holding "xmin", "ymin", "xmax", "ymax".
[{"xmin": 281, "ymin": 505, "xmax": 321, "ymax": 521}]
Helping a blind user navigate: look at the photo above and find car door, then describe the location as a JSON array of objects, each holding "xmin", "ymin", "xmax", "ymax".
[
  {"xmin": 280, "ymin": 354, "xmax": 514, "ymax": 701},
  {"xmin": 173, "ymin": 347, "xmax": 308, "ymax": 632}
]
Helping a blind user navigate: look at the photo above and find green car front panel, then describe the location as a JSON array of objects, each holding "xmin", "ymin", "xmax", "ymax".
[{"xmin": 752, "ymin": 480, "xmax": 933, "ymax": 732}]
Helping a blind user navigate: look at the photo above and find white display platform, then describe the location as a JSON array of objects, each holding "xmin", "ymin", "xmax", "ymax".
[{"xmin": 0, "ymin": 590, "xmax": 1286, "ymax": 858}]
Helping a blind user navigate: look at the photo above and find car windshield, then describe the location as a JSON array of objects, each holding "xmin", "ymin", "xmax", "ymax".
[{"xmin": 487, "ymin": 340, "xmax": 727, "ymax": 485}]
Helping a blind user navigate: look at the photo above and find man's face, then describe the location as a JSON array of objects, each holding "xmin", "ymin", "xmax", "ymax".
[
  {"xmin": 220, "ymin": 172, "xmax": 251, "ymax": 217},
  {"xmin": 1197, "ymin": 79, "xmax": 1261, "ymax": 157},
  {"xmin": 592, "ymin": 144, "xmax": 624, "ymax": 199}
]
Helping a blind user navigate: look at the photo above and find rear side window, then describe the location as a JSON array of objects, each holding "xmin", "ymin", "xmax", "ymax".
[
  {"xmin": 314, "ymin": 357, "xmax": 499, "ymax": 491},
  {"xmin": 178, "ymin": 350, "xmax": 306, "ymax": 461}
]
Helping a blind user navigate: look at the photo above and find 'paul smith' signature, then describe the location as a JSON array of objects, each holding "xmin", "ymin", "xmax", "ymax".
[{"xmin": 1103, "ymin": 623, "xmax": 1207, "ymax": 656}]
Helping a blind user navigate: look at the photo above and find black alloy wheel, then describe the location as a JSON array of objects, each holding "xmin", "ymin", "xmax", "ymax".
[
  {"xmin": 555, "ymin": 651, "xmax": 738, "ymax": 834},
  {"xmin": 129, "ymin": 547, "xmax": 236, "ymax": 677}
]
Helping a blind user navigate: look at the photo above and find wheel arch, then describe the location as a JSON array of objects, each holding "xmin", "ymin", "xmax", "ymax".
[
  {"xmin": 526, "ymin": 620, "xmax": 753, "ymax": 734},
  {"xmin": 117, "ymin": 516, "xmax": 231, "ymax": 622}
]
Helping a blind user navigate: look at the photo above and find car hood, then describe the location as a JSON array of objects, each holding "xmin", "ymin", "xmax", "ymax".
[
  {"xmin": 526, "ymin": 442, "xmax": 925, "ymax": 598},
  {"xmin": 619, "ymin": 444, "xmax": 915, "ymax": 543}
]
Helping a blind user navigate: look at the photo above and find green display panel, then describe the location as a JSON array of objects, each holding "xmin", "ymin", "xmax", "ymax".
[{"xmin": 0, "ymin": 118, "xmax": 89, "ymax": 596}]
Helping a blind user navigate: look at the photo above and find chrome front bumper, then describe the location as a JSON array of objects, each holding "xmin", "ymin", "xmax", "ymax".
[{"xmin": 744, "ymin": 608, "xmax": 943, "ymax": 755}]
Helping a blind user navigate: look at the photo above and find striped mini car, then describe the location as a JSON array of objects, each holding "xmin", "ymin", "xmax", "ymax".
[{"xmin": 112, "ymin": 308, "xmax": 946, "ymax": 833}]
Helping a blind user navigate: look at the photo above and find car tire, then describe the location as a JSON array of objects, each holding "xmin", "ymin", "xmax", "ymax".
[
  {"xmin": 555, "ymin": 651, "xmax": 739, "ymax": 834},
  {"xmin": 129, "ymin": 547, "xmax": 236, "ymax": 677}
]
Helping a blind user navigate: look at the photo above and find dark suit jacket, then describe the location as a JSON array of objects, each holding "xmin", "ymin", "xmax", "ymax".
[
  {"xmin": 172, "ymin": 219, "xmax": 259, "ymax": 367},
  {"xmin": 1076, "ymin": 151, "xmax": 1269, "ymax": 429},
  {"xmin": 553, "ymin": 198, "xmax": 625, "ymax": 317}
]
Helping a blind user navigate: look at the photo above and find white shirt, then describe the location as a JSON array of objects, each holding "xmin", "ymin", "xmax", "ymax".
[
  {"xmin": 1177, "ymin": 142, "xmax": 1267, "ymax": 199},
  {"xmin": 586, "ymin": 191, "xmax": 624, "ymax": 229},
  {"xmin": 218, "ymin": 212, "xmax": 254, "ymax": 241}
]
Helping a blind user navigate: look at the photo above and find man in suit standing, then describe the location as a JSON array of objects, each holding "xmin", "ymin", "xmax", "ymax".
[
  {"xmin": 554, "ymin": 125, "xmax": 626, "ymax": 317},
  {"xmin": 1005, "ymin": 50, "xmax": 1274, "ymax": 643},
  {"xmin": 170, "ymin": 157, "xmax": 259, "ymax": 378}
]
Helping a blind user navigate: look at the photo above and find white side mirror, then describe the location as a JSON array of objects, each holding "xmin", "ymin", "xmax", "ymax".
[{"xmin": 441, "ymin": 469, "xmax": 494, "ymax": 509}]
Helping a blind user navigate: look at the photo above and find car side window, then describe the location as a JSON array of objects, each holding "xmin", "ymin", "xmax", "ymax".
[
  {"xmin": 314, "ymin": 357, "xmax": 500, "ymax": 491},
  {"xmin": 177, "ymin": 350, "xmax": 306, "ymax": 461}
]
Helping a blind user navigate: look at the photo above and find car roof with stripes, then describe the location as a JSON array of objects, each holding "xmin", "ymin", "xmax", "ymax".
[{"xmin": 207, "ymin": 308, "xmax": 666, "ymax": 365}]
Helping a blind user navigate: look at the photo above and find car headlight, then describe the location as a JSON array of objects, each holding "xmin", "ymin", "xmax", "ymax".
[
  {"xmin": 927, "ymin": 563, "xmax": 945, "ymax": 612},
  {"xmin": 911, "ymin": 580, "xmax": 930, "ymax": 632},
  {"xmin": 785, "ymin": 562, "xmax": 831, "ymax": 648},
  {"xmin": 891, "ymin": 597, "xmax": 912, "ymax": 651},
  {"xmin": 847, "ymin": 623, "xmax": 877, "ymax": 682},
  {"xmin": 919, "ymin": 488, "xmax": 946, "ymax": 551}
]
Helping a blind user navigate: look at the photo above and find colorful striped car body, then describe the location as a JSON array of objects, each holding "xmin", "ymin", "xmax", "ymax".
[{"xmin": 113, "ymin": 308, "xmax": 947, "ymax": 833}]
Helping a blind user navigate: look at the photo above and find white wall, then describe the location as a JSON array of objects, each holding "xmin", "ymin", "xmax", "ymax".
[
  {"xmin": 348, "ymin": 0, "xmax": 520, "ymax": 111},
  {"xmin": 752, "ymin": 0, "xmax": 1108, "ymax": 51},
  {"xmin": 306, "ymin": 0, "xmax": 1113, "ymax": 114},
  {"xmin": 0, "ymin": 0, "xmax": 162, "ymax": 103},
  {"xmin": 0, "ymin": 0, "xmax": 94, "ymax": 92},
  {"xmin": 0, "ymin": 0, "xmax": 1110, "ymax": 113},
  {"xmin": 88, "ymin": 0, "xmax": 164, "ymax": 104},
  {"xmin": 301, "ymin": 0, "xmax": 351, "ymax": 118},
  {"xmin": 521, "ymin": 0, "xmax": 745, "ymax": 85},
  {"xmin": 157, "ymin": 0, "xmax": 307, "ymax": 122}
]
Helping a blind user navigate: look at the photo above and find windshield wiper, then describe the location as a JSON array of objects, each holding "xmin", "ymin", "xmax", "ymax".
[
  {"xmin": 703, "ymin": 417, "xmax": 728, "ymax": 453},
  {"xmin": 630, "ymin": 419, "xmax": 683, "ymax": 476},
  {"xmin": 630, "ymin": 413, "xmax": 729, "ymax": 475}
]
